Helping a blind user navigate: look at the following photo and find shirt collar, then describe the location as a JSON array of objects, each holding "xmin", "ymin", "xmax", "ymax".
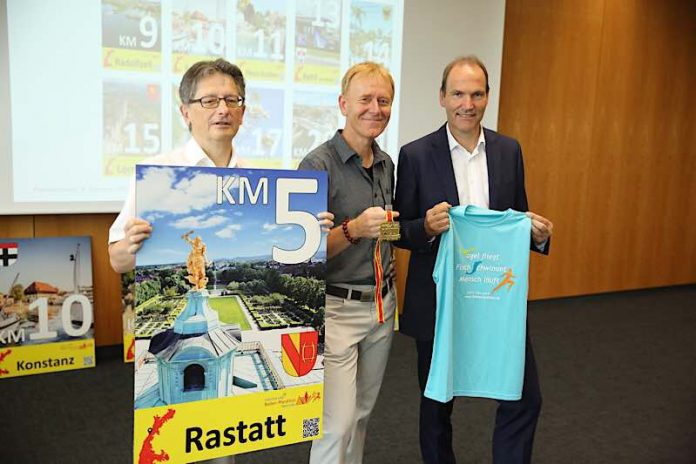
[
  {"xmin": 445, "ymin": 124, "xmax": 486, "ymax": 155},
  {"xmin": 331, "ymin": 130, "xmax": 387, "ymax": 166},
  {"xmin": 184, "ymin": 137, "xmax": 239, "ymax": 168}
]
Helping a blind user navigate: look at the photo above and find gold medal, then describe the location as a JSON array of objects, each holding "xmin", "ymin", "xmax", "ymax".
[{"xmin": 379, "ymin": 205, "xmax": 400, "ymax": 241}]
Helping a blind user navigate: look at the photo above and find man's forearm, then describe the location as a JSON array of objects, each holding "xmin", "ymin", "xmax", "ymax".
[
  {"xmin": 326, "ymin": 223, "xmax": 353, "ymax": 259},
  {"xmin": 108, "ymin": 239, "xmax": 136, "ymax": 274}
]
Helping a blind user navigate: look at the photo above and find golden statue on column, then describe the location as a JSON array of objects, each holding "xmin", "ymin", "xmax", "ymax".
[{"xmin": 182, "ymin": 231, "xmax": 209, "ymax": 290}]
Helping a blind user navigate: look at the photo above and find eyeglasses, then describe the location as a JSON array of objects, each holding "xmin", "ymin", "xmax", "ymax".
[{"xmin": 189, "ymin": 95, "xmax": 245, "ymax": 109}]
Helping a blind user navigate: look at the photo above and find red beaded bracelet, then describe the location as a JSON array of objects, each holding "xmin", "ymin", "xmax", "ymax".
[{"xmin": 342, "ymin": 218, "xmax": 360, "ymax": 244}]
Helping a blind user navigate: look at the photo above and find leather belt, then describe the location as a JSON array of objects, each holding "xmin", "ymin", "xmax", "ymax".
[{"xmin": 326, "ymin": 279, "xmax": 393, "ymax": 302}]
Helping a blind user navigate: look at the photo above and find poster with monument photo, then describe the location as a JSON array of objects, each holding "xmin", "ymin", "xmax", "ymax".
[
  {"xmin": 0, "ymin": 236, "xmax": 95, "ymax": 379},
  {"xmin": 132, "ymin": 165, "xmax": 327, "ymax": 463}
]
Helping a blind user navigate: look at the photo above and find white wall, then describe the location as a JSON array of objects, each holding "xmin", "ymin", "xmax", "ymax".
[{"xmin": 398, "ymin": 0, "xmax": 506, "ymax": 147}]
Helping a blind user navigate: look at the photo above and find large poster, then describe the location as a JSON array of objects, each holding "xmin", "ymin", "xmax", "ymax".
[
  {"xmin": 0, "ymin": 236, "xmax": 95, "ymax": 378},
  {"xmin": 133, "ymin": 166, "xmax": 328, "ymax": 462}
]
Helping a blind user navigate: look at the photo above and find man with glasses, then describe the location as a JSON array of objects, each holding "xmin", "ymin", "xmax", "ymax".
[
  {"xmin": 299, "ymin": 61, "xmax": 398, "ymax": 464},
  {"xmin": 108, "ymin": 58, "xmax": 330, "ymax": 464},
  {"xmin": 109, "ymin": 58, "xmax": 249, "ymax": 272}
]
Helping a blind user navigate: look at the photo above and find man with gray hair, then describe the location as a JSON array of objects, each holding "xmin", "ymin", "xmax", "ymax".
[
  {"xmin": 109, "ymin": 58, "xmax": 248, "ymax": 464},
  {"xmin": 109, "ymin": 58, "xmax": 249, "ymax": 272}
]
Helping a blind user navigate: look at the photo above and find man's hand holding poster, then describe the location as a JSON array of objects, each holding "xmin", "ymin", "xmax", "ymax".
[{"xmin": 133, "ymin": 165, "xmax": 327, "ymax": 463}]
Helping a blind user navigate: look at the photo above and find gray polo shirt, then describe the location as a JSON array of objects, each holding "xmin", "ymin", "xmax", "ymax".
[{"xmin": 299, "ymin": 130, "xmax": 395, "ymax": 285}]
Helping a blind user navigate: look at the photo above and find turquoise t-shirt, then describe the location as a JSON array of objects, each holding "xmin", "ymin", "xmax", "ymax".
[{"xmin": 425, "ymin": 205, "xmax": 531, "ymax": 402}]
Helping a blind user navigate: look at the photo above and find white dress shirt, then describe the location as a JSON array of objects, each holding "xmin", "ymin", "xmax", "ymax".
[
  {"xmin": 445, "ymin": 125, "xmax": 547, "ymax": 250},
  {"xmin": 446, "ymin": 124, "xmax": 489, "ymax": 208}
]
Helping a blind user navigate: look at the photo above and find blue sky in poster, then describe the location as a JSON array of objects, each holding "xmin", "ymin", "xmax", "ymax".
[
  {"xmin": 0, "ymin": 236, "xmax": 93, "ymax": 292},
  {"xmin": 135, "ymin": 166, "xmax": 328, "ymax": 266}
]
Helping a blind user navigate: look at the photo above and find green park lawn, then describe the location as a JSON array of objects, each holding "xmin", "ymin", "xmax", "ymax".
[{"xmin": 209, "ymin": 296, "xmax": 251, "ymax": 331}]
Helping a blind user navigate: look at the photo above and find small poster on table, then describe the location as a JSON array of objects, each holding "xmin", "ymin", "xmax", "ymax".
[{"xmin": 0, "ymin": 236, "xmax": 95, "ymax": 379}]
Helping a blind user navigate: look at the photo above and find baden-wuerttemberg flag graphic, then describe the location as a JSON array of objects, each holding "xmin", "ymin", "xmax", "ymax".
[{"xmin": 0, "ymin": 242, "xmax": 18, "ymax": 267}]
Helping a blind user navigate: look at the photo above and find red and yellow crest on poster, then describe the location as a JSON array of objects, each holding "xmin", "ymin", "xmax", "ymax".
[{"xmin": 282, "ymin": 331, "xmax": 318, "ymax": 377}]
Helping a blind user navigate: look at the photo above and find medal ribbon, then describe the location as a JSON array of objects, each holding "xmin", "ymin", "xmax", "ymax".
[{"xmin": 372, "ymin": 209, "xmax": 393, "ymax": 324}]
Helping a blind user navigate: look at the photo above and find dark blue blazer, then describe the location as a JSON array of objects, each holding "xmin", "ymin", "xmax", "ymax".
[{"xmin": 394, "ymin": 124, "xmax": 548, "ymax": 340}]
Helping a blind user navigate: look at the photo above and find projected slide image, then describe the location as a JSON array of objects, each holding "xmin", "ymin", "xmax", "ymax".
[
  {"xmin": 171, "ymin": 84, "xmax": 190, "ymax": 150},
  {"xmin": 103, "ymin": 81, "xmax": 162, "ymax": 177},
  {"xmin": 3, "ymin": 0, "xmax": 404, "ymax": 213},
  {"xmin": 102, "ymin": 0, "xmax": 162, "ymax": 73},
  {"xmin": 171, "ymin": 0, "xmax": 227, "ymax": 74},
  {"xmin": 235, "ymin": 87, "xmax": 285, "ymax": 167},
  {"xmin": 292, "ymin": 91, "xmax": 339, "ymax": 161},
  {"xmin": 295, "ymin": 0, "xmax": 342, "ymax": 86},
  {"xmin": 350, "ymin": 1, "xmax": 394, "ymax": 66},
  {"xmin": 236, "ymin": 0, "xmax": 287, "ymax": 82}
]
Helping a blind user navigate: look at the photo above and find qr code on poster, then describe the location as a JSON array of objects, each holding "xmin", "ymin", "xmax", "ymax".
[
  {"xmin": 303, "ymin": 417, "xmax": 320, "ymax": 438},
  {"xmin": 83, "ymin": 356, "xmax": 94, "ymax": 366}
]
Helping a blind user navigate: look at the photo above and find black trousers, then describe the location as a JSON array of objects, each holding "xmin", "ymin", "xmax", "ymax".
[{"xmin": 416, "ymin": 335, "xmax": 542, "ymax": 464}]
